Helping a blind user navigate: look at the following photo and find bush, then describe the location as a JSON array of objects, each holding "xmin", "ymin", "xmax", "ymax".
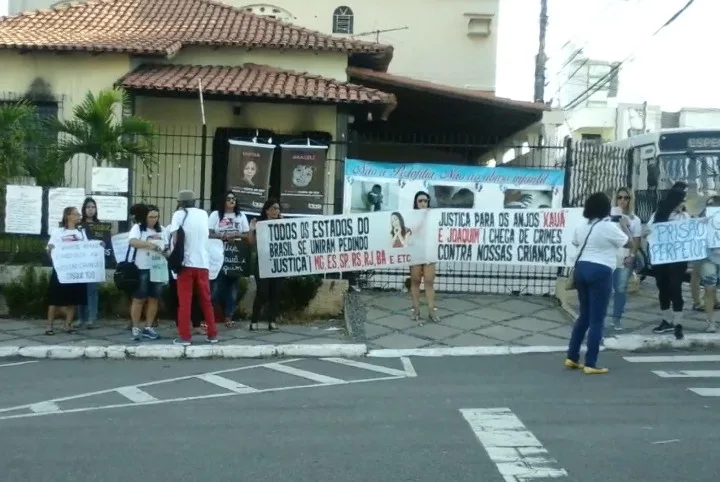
[
  {"xmin": 280, "ymin": 275, "xmax": 323, "ymax": 314},
  {"xmin": 2, "ymin": 266, "xmax": 50, "ymax": 318}
]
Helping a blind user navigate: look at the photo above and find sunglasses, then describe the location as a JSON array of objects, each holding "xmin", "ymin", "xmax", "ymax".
[
  {"xmin": 417, "ymin": 198, "xmax": 430, "ymax": 204},
  {"xmin": 616, "ymin": 195, "xmax": 630, "ymax": 200},
  {"xmin": 226, "ymin": 197, "xmax": 236, "ymax": 202}
]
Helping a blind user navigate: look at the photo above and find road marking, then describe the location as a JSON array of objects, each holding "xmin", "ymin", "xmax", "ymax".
[
  {"xmin": 116, "ymin": 386, "xmax": 159, "ymax": 403},
  {"xmin": 652, "ymin": 439, "xmax": 680, "ymax": 445},
  {"xmin": 0, "ymin": 361, "xmax": 38, "ymax": 369},
  {"xmin": 400, "ymin": 357, "xmax": 417, "ymax": 377},
  {"xmin": 30, "ymin": 402, "xmax": 59, "ymax": 413},
  {"xmin": 459, "ymin": 408, "xmax": 568, "ymax": 481},
  {"xmin": 624, "ymin": 355, "xmax": 720, "ymax": 363},
  {"xmin": 0, "ymin": 374, "xmax": 404, "ymax": 421},
  {"xmin": 688, "ymin": 388, "xmax": 720, "ymax": 397},
  {"xmin": 195, "ymin": 374, "xmax": 258, "ymax": 393},
  {"xmin": 0, "ymin": 358, "xmax": 300, "ymax": 414},
  {"xmin": 653, "ymin": 370, "xmax": 720, "ymax": 378},
  {"xmin": 263, "ymin": 363, "xmax": 345, "ymax": 384},
  {"xmin": 322, "ymin": 357, "xmax": 410, "ymax": 377}
]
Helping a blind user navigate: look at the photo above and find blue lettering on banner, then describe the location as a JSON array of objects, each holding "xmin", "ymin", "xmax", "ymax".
[{"xmin": 649, "ymin": 218, "xmax": 708, "ymax": 265}]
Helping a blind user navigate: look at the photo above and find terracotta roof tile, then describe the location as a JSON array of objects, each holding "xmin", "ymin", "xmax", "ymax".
[
  {"xmin": 118, "ymin": 63, "xmax": 397, "ymax": 106},
  {"xmin": 0, "ymin": 0, "xmax": 393, "ymax": 70},
  {"xmin": 347, "ymin": 67, "xmax": 549, "ymax": 113}
]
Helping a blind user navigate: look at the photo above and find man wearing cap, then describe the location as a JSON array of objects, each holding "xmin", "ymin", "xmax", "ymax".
[{"xmin": 168, "ymin": 190, "xmax": 218, "ymax": 345}]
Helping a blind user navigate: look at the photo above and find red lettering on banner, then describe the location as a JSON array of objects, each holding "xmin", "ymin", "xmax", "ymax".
[
  {"xmin": 448, "ymin": 228, "xmax": 480, "ymax": 244},
  {"xmin": 543, "ymin": 211, "xmax": 566, "ymax": 228},
  {"xmin": 313, "ymin": 255, "xmax": 325, "ymax": 270},
  {"xmin": 376, "ymin": 250, "xmax": 387, "ymax": 265},
  {"xmin": 339, "ymin": 253, "xmax": 349, "ymax": 268}
]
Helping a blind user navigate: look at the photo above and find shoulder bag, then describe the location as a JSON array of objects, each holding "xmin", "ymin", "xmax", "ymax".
[
  {"xmin": 566, "ymin": 221, "xmax": 599, "ymax": 291},
  {"xmin": 114, "ymin": 244, "xmax": 139, "ymax": 294},
  {"xmin": 168, "ymin": 210, "xmax": 189, "ymax": 274}
]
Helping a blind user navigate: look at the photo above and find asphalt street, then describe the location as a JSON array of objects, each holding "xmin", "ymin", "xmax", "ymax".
[{"xmin": 1, "ymin": 351, "xmax": 719, "ymax": 482}]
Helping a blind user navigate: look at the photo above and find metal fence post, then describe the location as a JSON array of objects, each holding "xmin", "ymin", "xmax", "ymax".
[{"xmin": 562, "ymin": 137, "xmax": 573, "ymax": 208}]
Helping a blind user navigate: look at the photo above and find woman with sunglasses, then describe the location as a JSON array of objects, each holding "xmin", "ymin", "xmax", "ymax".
[
  {"xmin": 609, "ymin": 188, "xmax": 642, "ymax": 331},
  {"xmin": 409, "ymin": 191, "xmax": 439, "ymax": 323},
  {"xmin": 208, "ymin": 191, "xmax": 250, "ymax": 328}
]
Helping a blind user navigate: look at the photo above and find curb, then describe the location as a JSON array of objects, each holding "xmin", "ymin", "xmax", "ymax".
[
  {"xmin": 1, "ymin": 334, "xmax": 719, "ymax": 360},
  {"xmin": 0, "ymin": 344, "xmax": 368, "ymax": 360}
]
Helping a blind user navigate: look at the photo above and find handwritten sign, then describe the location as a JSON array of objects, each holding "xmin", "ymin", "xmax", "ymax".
[
  {"xmin": 648, "ymin": 217, "xmax": 708, "ymax": 264},
  {"xmin": 85, "ymin": 222, "xmax": 115, "ymax": 267},
  {"xmin": 47, "ymin": 187, "xmax": 85, "ymax": 231},
  {"xmin": 4, "ymin": 185, "xmax": 42, "ymax": 234},
  {"xmin": 223, "ymin": 242, "xmax": 250, "ymax": 277},
  {"xmin": 94, "ymin": 195, "xmax": 128, "ymax": 221},
  {"xmin": 92, "ymin": 167, "xmax": 128, "ymax": 193},
  {"xmin": 256, "ymin": 210, "xmax": 429, "ymax": 278},
  {"xmin": 111, "ymin": 232, "xmax": 130, "ymax": 264},
  {"xmin": 428, "ymin": 209, "xmax": 583, "ymax": 267},
  {"xmin": 51, "ymin": 241, "xmax": 106, "ymax": 284}
]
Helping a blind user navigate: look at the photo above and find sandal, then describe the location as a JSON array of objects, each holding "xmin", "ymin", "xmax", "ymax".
[
  {"xmin": 429, "ymin": 308, "xmax": 441, "ymax": 323},
  {"xmin": 200, "ymin": 322, "xmax": 208, "ymax": 334},
  {"xmin": 410, "ymin": 307, "xmax": 421, "ymax": 322},
  {"xmin": 225, "ymin": 320, "xmax": 236, "ymax": 328},
  {"xmin": 45, "ymin": 329, "xmax": 55, "ymax": 336}
]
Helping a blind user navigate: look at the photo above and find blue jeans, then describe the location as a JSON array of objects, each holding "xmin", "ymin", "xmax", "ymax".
[
  {"xmin": 77, "ymin": 283, "xmax": 98, "ymax": 325},
  {"xmin": 211, "ymin": 272, "xmax": 240, "ymax": 319},
  {"xmin": 567, "ymin": 261, "xmax": 612, "ymax": 368},
  {"xmin": 612, "ymin": 267, "xmax": 631, "ymax": 321}
]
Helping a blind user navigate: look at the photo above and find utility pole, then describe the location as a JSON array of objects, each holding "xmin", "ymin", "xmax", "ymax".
[
  {"xmin": 533, "ymin": 0, "xmax": 548, "ymax": 103},
  {"xmin": 640, "ymin": 100, "xmax": 648, "ymax": 132}
]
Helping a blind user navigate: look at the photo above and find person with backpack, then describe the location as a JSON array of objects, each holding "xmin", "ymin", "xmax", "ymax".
[{"xmin": 167, "ymin": 190, "xmax": 218, "ymax": 345}]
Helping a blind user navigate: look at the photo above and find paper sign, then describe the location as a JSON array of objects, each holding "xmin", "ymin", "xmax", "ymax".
[
  {"xmin": 94, "ymin": 195, "xmax": 129, "ymax": 221},
  {"xmin": 5, "ymin": 185, "xmax": 42, "ymax": 234},
  {"xmin": 648, "ymin": 217, "xmax": 707, "ymax": 265},
  {"xmin": 111, "ymin": 232, "xmax": 131, "ymax": 264},
  {"xmin": 92, "ymin": 167, "xmax": 129, "ymax": 193},
  {"xmin": 51, "ymin": 241, "xmax": 106, "ymax": 284},
  {"xmin": 48, "ymin": 188, "xmax": 86, "ymax": 231}
]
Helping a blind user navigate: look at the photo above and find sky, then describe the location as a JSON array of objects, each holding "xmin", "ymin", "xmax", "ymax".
[
  {"xmin": 496, "ymin": 0, "xmax": 718, "ymax": 110},
  {"xmin": 0, "ymin": 0, "xmax": 714, "ymax": 110}
]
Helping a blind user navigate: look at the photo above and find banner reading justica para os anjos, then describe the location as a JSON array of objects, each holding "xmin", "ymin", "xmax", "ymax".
[{"xmin": 255, "ymin": 207, "xmax": 583, "ymax": 278}]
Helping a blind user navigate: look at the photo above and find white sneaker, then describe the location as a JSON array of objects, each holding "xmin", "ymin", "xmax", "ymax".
[{"xmin": 131, "ymin": 327, "xmax": 141, "ymax": 341}]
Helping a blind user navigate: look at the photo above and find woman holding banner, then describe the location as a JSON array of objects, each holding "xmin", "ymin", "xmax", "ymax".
[
  {"xmin": 648, "ymin": 189, "xmax": 689, "ymax": 337},
  {"xmin": 77, "ymin": 197, "xmax": 100, "ymax": 329},
  {"xmin": 565, "ymin": 192, "xmax": 633, "ymax": 374},
  {"xmin": 208, "ymin": 191, "xmax": 250, "ymax": 328},
  {"xmin": 247, "ymin": 199, "xmax": 282, "ymax": 331},
  {"xmin": 45, "ymin": 206, "xmax": 88, "ymax": 335},
  {"xmin": 409, "ymin": 191, "xmax": 440, "ymax": 323}
]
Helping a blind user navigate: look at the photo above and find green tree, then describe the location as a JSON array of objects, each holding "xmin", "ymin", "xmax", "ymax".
[
  {"xmin": 0, "ymin": 101, "xmax": 35, "ymax": 183},
  {"xmin": 52, "ymin": 88, "xmax": 157, "ymax": 172}
]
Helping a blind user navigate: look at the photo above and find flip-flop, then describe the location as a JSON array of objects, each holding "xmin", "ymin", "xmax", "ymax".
[{"xmin": 45, "ymin": 329, "xmax": 55, "ymax": 336}]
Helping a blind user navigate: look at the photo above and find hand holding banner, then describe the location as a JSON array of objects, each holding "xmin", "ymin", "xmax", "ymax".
[{"xmin": 51, "ymin": 241, "xmax": 106, "ymax": 284}]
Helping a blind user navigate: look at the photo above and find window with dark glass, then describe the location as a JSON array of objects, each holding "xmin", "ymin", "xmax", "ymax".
[{"xmin": 332, "ymin": 6, "xmax": 354, "ymax": 34}]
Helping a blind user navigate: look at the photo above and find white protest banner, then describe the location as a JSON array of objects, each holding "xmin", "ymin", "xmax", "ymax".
[
  {"xmin": 427, "ymin": 208, "xmax": 584, "ymax": 267},
  {"xmin": 648, "ymin": 217, "xmax": 707, "ymax": 265},
  {"xmin": 51, "ymin": 241, "xmax": 106, "ymax": 284},
  {"xmin": 256, "ymin": 210, "xmax": 431, "ymax": 278},
  {"xmin": 706, "ymin": 207, "xmax": 720, "ymax": 248},
  {"xmin": 5, "ymin": 185, "xmax": 42, "ymax": 234}
]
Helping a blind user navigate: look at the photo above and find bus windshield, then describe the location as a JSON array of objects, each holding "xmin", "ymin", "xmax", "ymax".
[{"xmin": 656, "ymin": 153, "xmax": 720, "ymax": 193}]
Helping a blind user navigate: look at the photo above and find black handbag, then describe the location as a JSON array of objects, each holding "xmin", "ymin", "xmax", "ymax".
[
  {"xmin": 114, "ymin": 244, "xmax": 139, "ymax": 294},
  {"xmin": 168, "ymin": 210, "xmax": 188, "ymax": 274}
]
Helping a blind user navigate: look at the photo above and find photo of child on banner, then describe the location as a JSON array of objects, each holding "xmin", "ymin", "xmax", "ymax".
[
  {"xmin": 343, "ymin": 159, "xmax": 565, "ymax": 213},
  {"xmin": 226, "ymin": 139, "xmax": 275, "ymax": 211},
  {"xmin": 278, "ymin": 143, "xmax": 328, "ymax": 214}
]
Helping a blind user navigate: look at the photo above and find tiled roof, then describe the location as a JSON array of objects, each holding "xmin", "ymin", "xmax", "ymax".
[
  {"xmin": 347, "ymin": 67, "xmax": 549, "ymax": 113},
  {"xmin": 0, "ymin": 0, "xmax": 393, "ymax": 70},
  {"xmin": 118, "ymin": 64, "xmax": 398, "ymax": 106}
]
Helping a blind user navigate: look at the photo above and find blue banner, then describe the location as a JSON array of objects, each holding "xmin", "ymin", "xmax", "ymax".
[{"xmin": 344, "ymin": 159, "xmax": 565, "ymax": 187}]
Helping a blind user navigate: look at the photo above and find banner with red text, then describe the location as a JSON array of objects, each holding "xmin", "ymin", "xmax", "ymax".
[
  {"xmin": 255, "ymin": 208, "xmax": 585, "ymax": 277},
  {"xmin": 255, "ymin": 210, "xmax": 432, "ymax": 278},
  {"xmin": 427, "ymin": 208, "xmax": 584, "ymax": 267}
]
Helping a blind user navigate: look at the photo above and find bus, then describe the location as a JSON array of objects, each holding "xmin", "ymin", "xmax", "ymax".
[{"xmin": 606, "ymin": 128, "xmax": 720, "ymax": 221}]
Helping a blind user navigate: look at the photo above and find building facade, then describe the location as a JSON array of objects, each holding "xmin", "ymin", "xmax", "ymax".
[{"xmin": 8, "ymin": 0, "xmax": 501, "ymax": 92}]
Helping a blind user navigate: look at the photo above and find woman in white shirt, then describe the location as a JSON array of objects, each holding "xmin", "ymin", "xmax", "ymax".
[
  {"xmin": 565, "ymin": 192, "xmax": 633, "ymax": 374},
  {"xmin": 647, "ymin": 188, "xmax": 690, "ymax": 336},
  {"xmin": 127, "ymin": 204, "xmax": 166, "ymax": 341},
  {"xmin": 609, "ymin": 187, "xmax": 642, "ymax": 331},
  {"xmin": 208, "ymin": 191, "xmax": 249, "ymax": 328},
  {"xmin": 45, "ymin": 206, "xmax": 88, "ymax": 335}
]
